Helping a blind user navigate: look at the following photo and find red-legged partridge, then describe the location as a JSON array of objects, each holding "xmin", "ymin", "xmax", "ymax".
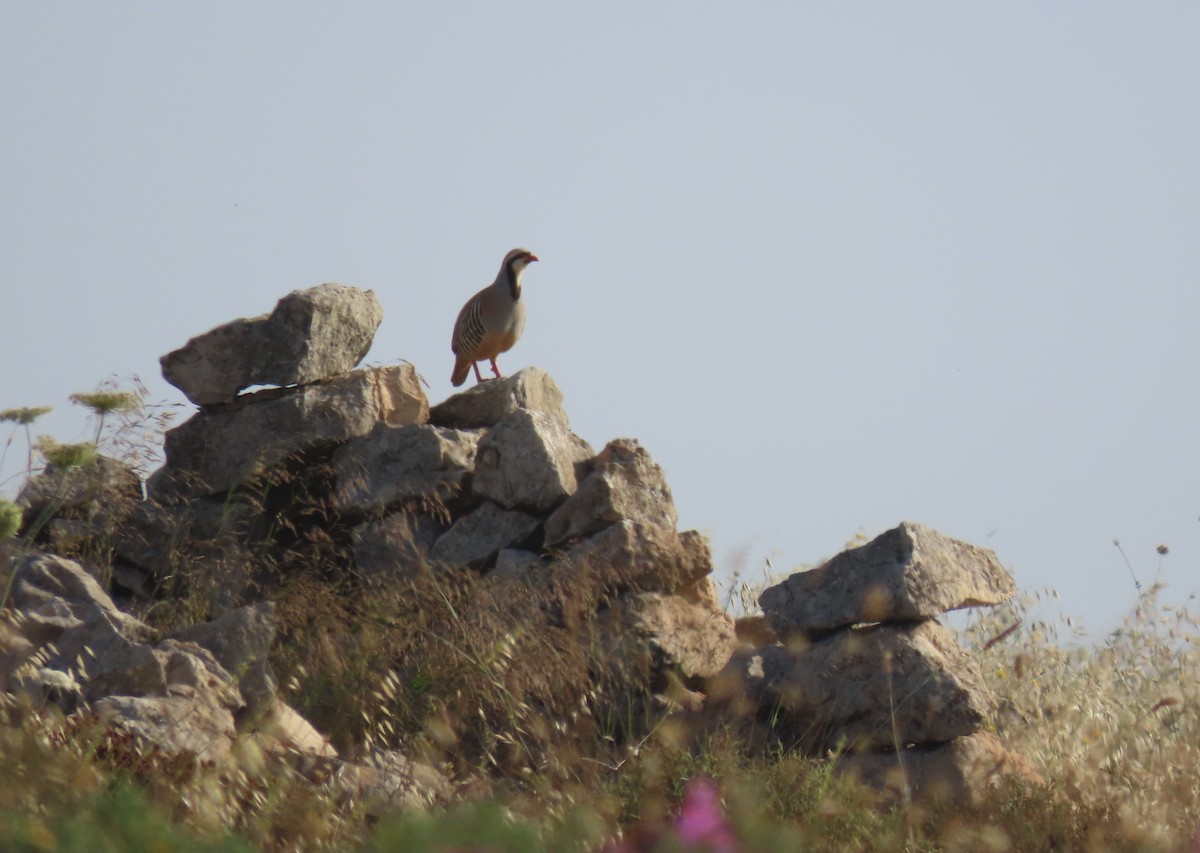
[{"xmin": 450, "ymin": 248, "xmax": 539, "ymax": 387}]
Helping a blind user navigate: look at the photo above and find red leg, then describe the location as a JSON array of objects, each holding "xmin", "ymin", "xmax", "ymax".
[
  {"xmin": 489, "ymin": 358, "xmax": 503, "ymax": 379},
  {"xmin": 472, "ymin": 361, "xmax": 486, "ymax": 383}
]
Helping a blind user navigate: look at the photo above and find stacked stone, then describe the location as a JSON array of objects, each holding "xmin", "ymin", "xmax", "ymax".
[
  {"xmin": 8, "ymin": 283, "xmax": 737, "ymax": 794},
  {"xmin": 716, "ymin": 522, "xmax": 1040, "ymax": 804},
  {"xmin": 139, "ymin": 284, "xmax": 732, "ymax": 713}
]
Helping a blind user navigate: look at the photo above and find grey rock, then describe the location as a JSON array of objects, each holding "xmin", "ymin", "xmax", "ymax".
[
  {"xmin": 472, "ymin": 409, "xmax": 593, "ymax": 513},
  {"xmin": 168, "ymin": 602, "xmax": 277, "ymax": 719},
  {"xmin": 600, "ymin": 592, "xmax": 736, "ymax": 681},
  {"xmin": 5, "ymin": 554, "xmax": 166, "ymax": 701},
  {"xmin": 491, "ymin": 548, "xmax": 543, "ymax": 577},
  {"xmin": 332, "ymin": 423, "xmax": 482, "ymax": 515},
  {"xmin": 161, "ymin": 284, "xmax": 384, "ymax": 406},
  {"xmin": 429, "ymin": 367, "xmax": 567, "ymax": 429},
  {"xmin": 255, "ymin": 699, "xmax": 338, "ymax": 759},
  {"xmin": 80, "ymin": 633, "xmax": 170, "ymax": 700},
  {"xmin": 562, "ymin": 521, "xmax": 713, "ymax": 595},
  {"xmin": 93, "ymin": 660, "xmax": 241, "ymax": 764},
  {"xmin": 0, "ymin": 621, "xmax": 36, "ymax": 693},
  {"xmin": 715, "ymin": 620, "xmax": 994, "ymax": 755},
  {"xmin": 543, "ymin": 438, "xmax": 676, "ymax": 549},
  {"xmin": 430, "ymin": 502, "xmax": 540, "ymax": 570},
  {"xmin": 17, "ymin": 455, "xmax": 142, "ymax": 536},
  {"xmin": 759, "ymin": 522, "xmax": 1017, "ymax": 636},
  {"xmin": 149, "ymin": 364, "xmax": 428, "ymax": 500},
  {"xmin": 351, "ymin": 512, "xmax": 445, "ymax": 581},
  {"xmin": 838, "ymin": 731, "xmax": 1045, "ymax": 806},
  {"xmin": 9, "ymin": 553, "xmax": 152, "ymax": 649},
  {"xmin": 327, "ymin": 749, "xmax": 452, "ymax": 816},
  {"xmin": 9, "ymin": 667, "xmax": 84, "ymax": 713}
]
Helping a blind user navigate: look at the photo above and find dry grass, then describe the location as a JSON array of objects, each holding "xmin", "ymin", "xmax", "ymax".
[
  {"xmin": 964, "ymin": 580, "xmax": 1200, "ymax": 849},
  {"xmin": 1, "ymin": 384, "xmax": 1198, "ymax": 850}
]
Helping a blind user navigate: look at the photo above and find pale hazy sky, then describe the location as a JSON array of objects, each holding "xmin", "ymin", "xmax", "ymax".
[{"xmin": 3, "ymin": 4, "xmax": 1197, "ymax": 635}]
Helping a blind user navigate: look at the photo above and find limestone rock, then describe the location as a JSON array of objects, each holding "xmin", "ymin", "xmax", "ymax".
[
  {"xmin": 600, "ymin": 593, "xmax": 736, "ymax": 681},
  {"xmin": 8, "ymin": 553, "xmax": 152, "ymax": 651},
  {"xmin": 327, "ymin": 749, "xmax": 452, "ymax": 816},
  {"xmin": 429, "ymin": 367, "xmax": 567, "ymax": 429},
  {"xmin": 5, "ymin": 554, "xmax": 166, "ymax": 701},
  {"xmin": 543, "ymin": 438, "xmax": 676, "ymax": 549},
  {"xmin": 257, "ymin": 700, "xmax": 338, "ymax": 759},
  {"xmin": 168, "ymin": 601, "xmax": 277, "ymax": 719},
  {"xmin": 472, "ymin": 409, "xmax": 593, "ymax": 513},
  {"xmin": 430, "ymin": 502, "xmax": 541, "ymax": 570},
  {"xmin": 491, "ymin": 548, "xmax": 543, "ymax": 577},
  {"xmin": 759, "ymin": 522, "xmax": 1017, "ymax": 636},
  {"xmin": 715, "ymin": 620, "xmax": 994, "ymax": 754},
  {"xmin": 93, "ymin": 669, "xmax": 240, "ymax": 764},
  {"xmin": 4, "ymin": 556, "xmax": 261, "ymax": 763},
  {"xmin": 17, "ymin": 455, "xmax": 142, "ymax": 534},
  {"xmin": 10, "ymin": 666, "xmax": 83, "ymax": 712},
  {"xmin": 0, "ymin": 621, "xmax": 36, "ymax": 693},
  {"xmin": 149, "ymin": 364, "xmax": 428, "ymax": 500},
  {"xmin": 563, "ymin": 521, "xmax": 713, "ymax": 596},
  {"xmin": 677, "ymin": 575, "xmax": 723, "ymax": 610},
  {"xmin": 838, "ymin": 732, "xmax": 1046, "ymax": 806},
  {"xmin": 112, "ymin": 496, "xmax": 257, "ymax": 591},
  {"xmin": 161, "ymin": 284, "xmax": 384, "ymax": 406},
  {"xmin": 332, "ymin": 423, "xmax": 481, "ymax": 515},
  {"xmin": 351, "ymin": 512, "xmax": 445, "ymax": 581}
]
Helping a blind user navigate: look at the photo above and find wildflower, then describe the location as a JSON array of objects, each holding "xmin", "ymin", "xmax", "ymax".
[{"xmin": 674, "ymin": 778, "xmax": 738, "ymax": 853}]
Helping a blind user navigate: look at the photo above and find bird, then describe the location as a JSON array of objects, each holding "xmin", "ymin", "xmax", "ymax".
[{"xmin": 450, "ymin": 248, "xmax": 539, "ymax": 387}]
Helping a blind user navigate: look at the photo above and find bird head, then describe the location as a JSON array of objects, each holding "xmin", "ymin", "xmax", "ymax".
[{"xmin": 503, "ymin": 248, "xmax": 539, "ymax": 278}]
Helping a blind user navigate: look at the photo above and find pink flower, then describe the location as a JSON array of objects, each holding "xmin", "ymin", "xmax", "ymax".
[
  {"xmin": 603, "ymin": 777, "xmax": 739, "ymax": 853},
  {"xmin": 673, "ymin": 778, "xmax": 738, "ymax": 853}
]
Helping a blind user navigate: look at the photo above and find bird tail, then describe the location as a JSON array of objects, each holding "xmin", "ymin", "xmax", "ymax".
[{"xmin": 450, "ymin": 357, "xmax": 471, "ymax": 387}]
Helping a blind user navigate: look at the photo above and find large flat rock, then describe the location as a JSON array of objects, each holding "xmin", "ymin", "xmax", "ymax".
[
  {"xmin": 148, "ymin": 364, "xmax": 428, "ymax": 500},
  {"xmin": 713, "ymin": 620, "xmax": 994, "ymax": 755},
  {"xmin": 759, "ymin": 522, "xmax": 1016, "ymax": 635},
  {"xmin": 428, "ymin": 367, "xmax": 568, "ymax": 429},
  {"xmin": 161, "ymin": 284, "xmax": 384, "ymax": 406}
]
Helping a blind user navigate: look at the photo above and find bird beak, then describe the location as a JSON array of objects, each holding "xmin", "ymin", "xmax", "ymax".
[{"xmin": 528, "ymin": 254, "xmax": 539, "ymax": 263}]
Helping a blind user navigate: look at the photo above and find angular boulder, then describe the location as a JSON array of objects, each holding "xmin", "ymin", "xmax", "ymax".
[
  {"xmin": 331, "ymin": 423, "xmax": 482, "ymax": 515},
  {"xmin": 563, "ymin": 521, "xmax": 713, "ymax": 596},
  {"xmin": 759, "ymin": 522, "xmax": 1017, "ymax": 636},
  {"xmin": 168, "ymin": 601, "xmax": 277, "ymax": 720},
  {"xmin": 599, "ymin": 592, "xmax": 736, "ymax": 682},
  {"xmin": 838, "ymin": 731, "xmax": 1045, "ymax": 806},
  {"xmin": 149, "ymin": 364, "xmax": 428, "ymax": 500},
  {"xmin": 716, "ymin": 620, "xmax": 994, "ymax": 754},
  {"xmin": 351, "ymin": 512, "xmax": 445, "ymax": 581},
  {"xmin": 472, "ymin": 409, "xmax": 593, "ymax": 513},
  {"xmin": 543, "ymin": 438, "xmax": 676, "ymax": 549},
  {"xmin": 161, "ymin": 284, "xmax": 384, "ymax": 406},
  {"xmin": 7, "ymin": 553, "xmax": 153, "ymax": 655},
  {"xmin": 429, "ymin": 501, "xmax": 541, "ymax": 570},
  {"xmin": 428, "ymin": 367, "xmax": 567, "ymax": 429},
  {"xmin": 93, "ymin": 642, "xmax": 243, "ymax": 764},
  {"xmin": 17, "ymin": 455, "xmax": 142, "ymax": 534}
]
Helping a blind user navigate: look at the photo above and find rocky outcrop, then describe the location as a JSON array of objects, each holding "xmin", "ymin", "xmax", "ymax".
[
  {"xmin": 1, "ymin": 287, "xmax": 1041, "ymax": 817},
  {"xmin": 0, "ymin": 552, "xmax": 444, "ymax": 802},
  {"xmin": 711, "ymin": 523, "xmax": 1038, "ymax": 805}
]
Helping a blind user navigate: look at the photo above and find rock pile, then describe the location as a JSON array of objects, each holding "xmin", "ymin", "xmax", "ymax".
[
  {"xmin": 713, "ymin": 522, "xmax": 1040, "ymax": 804},
  {"xmin": 2, "ymin": 282, "xmax": 1041, "ymax": 811},
  {"xmin": 5, "ymin": 283, "xmax": 735, "ymax": 797},
  {"xmin": 0, "ymin": 551, "xmax": 449, "ymax": 813}
]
